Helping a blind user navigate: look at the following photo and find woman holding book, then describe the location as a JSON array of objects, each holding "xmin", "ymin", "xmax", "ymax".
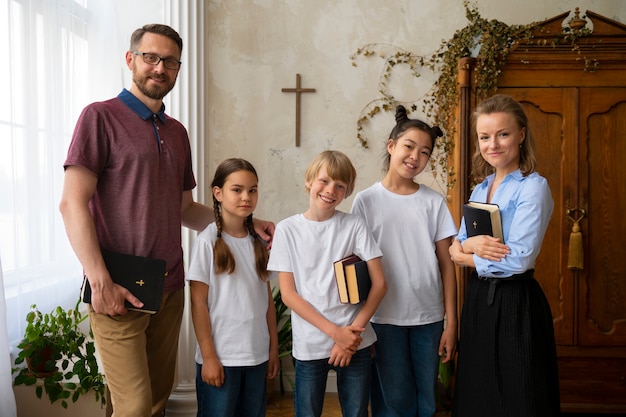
[
  {"xmin": 351, "ymin": 105, "xmax": 458, "ymax": 417},
  {"xmin": 449, "ymin": 94, "xmax": 559, "ymax": 417}
]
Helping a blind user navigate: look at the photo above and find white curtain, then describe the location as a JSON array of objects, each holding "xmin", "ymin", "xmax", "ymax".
[
  {"xmin": 0, "ymin": 0, "xmax": 124, "ymax": 357},
  {"xmin": 0, "ymin": 257, "xmax": 17, "ymax": 417}
]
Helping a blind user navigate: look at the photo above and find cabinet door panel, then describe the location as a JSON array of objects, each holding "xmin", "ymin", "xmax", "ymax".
[{"xmin": 578, "ymin": 88, "xmax": 626, "ymax": 346}]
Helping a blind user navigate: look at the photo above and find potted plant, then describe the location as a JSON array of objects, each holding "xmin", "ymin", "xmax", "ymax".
[
  {"xmin": 12, "ymin": 298, "xmax": 106, "ymax": 409},
  {"xmin": 436, "ymin": 356, "xmax": 454, "ymax": 412},
  {"xmin": 272, "ymin": 286, "xmax": 293, "ymax": 394}
]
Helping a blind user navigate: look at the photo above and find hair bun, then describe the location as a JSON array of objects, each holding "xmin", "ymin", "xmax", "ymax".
[
  {"xmin": 432, "ymin": 126, "xmax": 444, "ymax": 138},
  {"xmin": 395, "ymin": 105, "xmax": 409, "ymax": 124}
]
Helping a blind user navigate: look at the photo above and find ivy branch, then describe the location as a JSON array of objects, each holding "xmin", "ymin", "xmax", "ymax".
[{"xmin": 351, "ymin": 1, "xmax": 593, "ymax": 189}]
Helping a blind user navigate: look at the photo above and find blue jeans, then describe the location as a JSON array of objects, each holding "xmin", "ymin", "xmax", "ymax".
[
  {"xmin": 195, "ymin": 361, "xmax": 268, "ymax": 417},
  {"xmin": 294, "ymin": 347, "xmax": 372, "ymax": 417},
  {"xmin": 370, "ymin": 321, "xmax": 444, "ymax": 417}
]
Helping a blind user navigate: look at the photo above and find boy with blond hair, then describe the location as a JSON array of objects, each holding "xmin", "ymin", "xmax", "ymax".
[{"xmin": 268, "ymin": 150, "xmax": 387, "ymax": 417}]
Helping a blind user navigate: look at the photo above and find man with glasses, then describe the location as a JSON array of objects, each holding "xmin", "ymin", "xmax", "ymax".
[{"xmin": 60, "ymin": 24, "xmax": 272, "ymax": 417}]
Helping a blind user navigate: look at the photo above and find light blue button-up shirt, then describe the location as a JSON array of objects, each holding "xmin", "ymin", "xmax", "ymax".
[{"xmin": 457, "ymin": 170, "xmax": 554, "ymax": 278}]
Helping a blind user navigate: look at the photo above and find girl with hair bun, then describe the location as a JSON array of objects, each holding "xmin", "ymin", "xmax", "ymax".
[{"xmin": 352, "ymin": 105, "xmax": 458, "ymax": 417}]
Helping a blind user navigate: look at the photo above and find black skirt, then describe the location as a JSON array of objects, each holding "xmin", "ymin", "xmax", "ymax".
[{"xmin": 452, "ymin": 270, "xmax": 560, "ymax": 417}]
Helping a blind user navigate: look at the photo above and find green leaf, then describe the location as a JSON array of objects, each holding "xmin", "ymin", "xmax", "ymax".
[{"xmin": 13, "ymin": 300, "xmax": 106, "ymax": 407}]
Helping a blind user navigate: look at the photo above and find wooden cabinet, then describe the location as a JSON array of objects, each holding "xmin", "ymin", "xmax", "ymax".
[{"xmin": 450, "ymin": 10, "xmax": 626, "ymax": 413}]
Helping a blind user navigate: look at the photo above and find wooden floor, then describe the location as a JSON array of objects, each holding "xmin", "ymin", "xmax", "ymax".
[
  {"xmin": 266, "ymin": 392, "xmax": 626, "ymax": 417},
  {"xmin": 267, "ymin": 392, "xmax": 340, "ymax": 417},
  {"xmin": 266, "ymin": 392, "xmax": 451, "ymax": 417}
]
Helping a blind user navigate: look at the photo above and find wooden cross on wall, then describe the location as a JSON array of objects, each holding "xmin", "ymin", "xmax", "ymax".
[{"xmin": 282, "ymin": 74, "xmax": 316, "ymax": 147}]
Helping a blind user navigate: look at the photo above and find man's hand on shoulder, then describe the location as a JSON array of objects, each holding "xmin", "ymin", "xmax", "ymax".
[{"xmin": 253, "ymin": 218, "xmax": 275, "ymax": 248}]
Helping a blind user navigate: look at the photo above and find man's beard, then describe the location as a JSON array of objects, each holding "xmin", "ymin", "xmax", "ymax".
[{"xmin": 133, "ymin": 71, "xmax": 176, "ymax": 100}]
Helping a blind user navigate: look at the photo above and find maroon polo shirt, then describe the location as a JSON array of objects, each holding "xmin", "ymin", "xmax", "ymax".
[{"xmin": 64, "ymin": 89, "xmax": 196, "ymax": 292}]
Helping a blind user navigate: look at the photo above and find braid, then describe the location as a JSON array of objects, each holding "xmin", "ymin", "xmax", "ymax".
[
  {"xmin": 244, "ymin": 214, "xmax": 256, "ymax": 240},
  {"xmin": 213, "ymin": 196, "xmax": 222, "ymax": 237},
  {"xmin": 245, "ymin": 215, "xmax": 270, "ymax": 281},
  {"xmin": 212, "ymin": 195, "xmax": 236, "ymax": 274}
]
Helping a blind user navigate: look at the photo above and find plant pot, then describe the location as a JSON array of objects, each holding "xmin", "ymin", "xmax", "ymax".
[{"xmin": 25, "ymin": 344, "xmax": 58, "ymax": 378}]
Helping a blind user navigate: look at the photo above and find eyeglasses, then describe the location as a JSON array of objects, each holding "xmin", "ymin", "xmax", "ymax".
[{"xmin": 132, "ymin": 51, "xmax": 181, "ymax": 70}]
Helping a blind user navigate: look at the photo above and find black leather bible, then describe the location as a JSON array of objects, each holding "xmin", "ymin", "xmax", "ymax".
[
  {"xmin": 81, "ymin": 250, "xmax": 167, "ymax": 314},
  {"xmin": 463, "ymin": 202, "xmax": 504, "ymax": 243}
]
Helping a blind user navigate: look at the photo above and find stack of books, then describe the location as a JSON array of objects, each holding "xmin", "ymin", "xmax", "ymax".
[{"xmin": 333, "ymin": 254, "xmax": 371, "ymax": 304}]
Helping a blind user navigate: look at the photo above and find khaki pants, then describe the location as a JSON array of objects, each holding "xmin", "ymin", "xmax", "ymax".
[{"xmin": 89, "ymin": 289, "xmax": 184, "ymax": 417}]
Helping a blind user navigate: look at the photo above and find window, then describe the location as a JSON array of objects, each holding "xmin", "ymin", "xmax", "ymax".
[{"xmin": 0, "ymin": 0, "xmax": 124, "ymax": 350}]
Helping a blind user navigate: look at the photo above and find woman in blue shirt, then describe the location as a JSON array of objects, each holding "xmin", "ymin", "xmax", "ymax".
[{"xmin": 449, "ymin": 94, "xmax": 560, "ymax": 417}]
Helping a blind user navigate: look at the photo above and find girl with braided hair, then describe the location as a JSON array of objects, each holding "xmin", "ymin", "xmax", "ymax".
[
  {"xmin": 351, "ymin": 105, "xmax": 458, "ymax": 417},
  {"xmin": 187, "ymin": 158, "xmax": 279, "ymax": 417}
]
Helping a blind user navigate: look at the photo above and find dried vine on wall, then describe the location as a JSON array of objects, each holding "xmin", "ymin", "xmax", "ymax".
[{"xmin": 351, "ymin": 1, "xmax": 594, "ymax": 190}]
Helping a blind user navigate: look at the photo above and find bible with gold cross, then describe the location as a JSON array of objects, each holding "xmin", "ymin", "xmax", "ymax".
[
  {"xmin": 463, "ymin": 201, "xmax": 504, "ymax": 243},
  {"xmin": 81, "ymin": 249, "xmax": 167, "ymax": 314}
]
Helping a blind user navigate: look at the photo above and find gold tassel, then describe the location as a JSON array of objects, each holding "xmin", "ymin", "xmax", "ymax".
[{"xmin": 567, "ymin": 221, "xmax": 583, "ymax": 270}]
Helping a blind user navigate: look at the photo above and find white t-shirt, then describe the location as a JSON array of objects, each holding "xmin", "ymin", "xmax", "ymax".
[
  {"xmin": 267, "ymin": 211, "xmax": 382, "ymax": 361},
  {"xmin": 351, "ymin": 182, "xmax": 457, "ymax": 325},
  {"xmin": 186, "ymin": 223, "xmax": 270, "ymax": 367}
]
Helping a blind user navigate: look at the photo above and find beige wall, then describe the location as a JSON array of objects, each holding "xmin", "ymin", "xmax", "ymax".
[{"xmin": 204, "ymin": 0, "xmax": 626, "ymax": 223}]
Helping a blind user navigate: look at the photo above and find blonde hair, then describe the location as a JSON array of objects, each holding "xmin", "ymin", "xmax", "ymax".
[
  {"xmin": 211, "ymin": 158, "xmax": 269, "ymax": 281},
  {"xmin": 304, "ymin": 150, "xmax": 357, "ymax": 197},
  {"xmin": 471, "ymin": 94, "xmax": 538, "ymax": 183}
]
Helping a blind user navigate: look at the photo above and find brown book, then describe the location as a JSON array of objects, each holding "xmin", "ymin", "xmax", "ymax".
[
  {"xmin": 333, "ymin": 254, "xmax": 361, "ymax": 304},
  {"xmin": 463, "ymin": 201, "xmax": 504, "ymax": 243},
  {"xmin": 344, "ymin": 260, "xmax": 371, "ymax": 304},
  {"xmin": 81, "ymin": 250, "xmax": 167, "ymax": 314}
]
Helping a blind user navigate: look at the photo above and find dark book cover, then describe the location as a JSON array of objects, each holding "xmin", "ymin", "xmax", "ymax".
[
  {"xmin": 344, "ymin": 260, "xmax": 371, "ymax": 304},
  {"xmin": 463, "ymin": 202, "xmax": 504, "ymax": 242},
  {"xmin": 81, "ymin": 250, "xmax": 167, "ymax": 314}
]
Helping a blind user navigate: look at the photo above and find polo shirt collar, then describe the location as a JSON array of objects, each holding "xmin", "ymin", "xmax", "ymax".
[{"xmin": 118, "ymin": 88, "xmax": 167, "ymax": 123}]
